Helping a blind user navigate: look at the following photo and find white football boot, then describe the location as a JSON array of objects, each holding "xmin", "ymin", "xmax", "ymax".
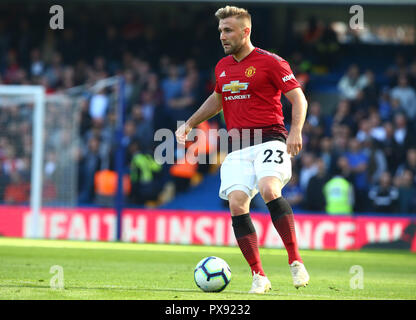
[
  {"xmin": 290, "ymin": 261, "xmax": 309, "ymax": 288},
  {"xmin": 249, "ymin": 271, "xmax": 272, "ymax": 294}
]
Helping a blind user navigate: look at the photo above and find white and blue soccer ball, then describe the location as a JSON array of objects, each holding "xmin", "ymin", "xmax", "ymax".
[{"xmin": 194, "ymin": 256, "xmax": 232, "ymax": 292}]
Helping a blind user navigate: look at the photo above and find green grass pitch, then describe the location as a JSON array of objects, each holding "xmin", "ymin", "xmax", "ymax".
[{"xmin": 0, "ymin": 238, "xmax": 415, "ymax": 300}]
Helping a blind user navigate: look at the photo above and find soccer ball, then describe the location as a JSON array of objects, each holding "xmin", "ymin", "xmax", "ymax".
[{"xmin": 194, "ymin": 256, "xmax": 231, "ymax": 292}]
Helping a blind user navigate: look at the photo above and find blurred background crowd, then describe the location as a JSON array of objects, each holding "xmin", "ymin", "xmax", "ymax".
[{"xmin": 0, "ymin": 2, "xmax": 415, "ymax": 214}]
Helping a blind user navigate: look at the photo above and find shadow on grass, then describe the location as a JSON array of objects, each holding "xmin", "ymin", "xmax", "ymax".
[{"xmin": 0, "ymin": 283, "xmax": 287, "ymax": 297}]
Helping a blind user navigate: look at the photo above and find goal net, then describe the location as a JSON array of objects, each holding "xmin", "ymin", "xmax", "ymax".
[{"xmin": 0, "ymin": 77, "xmax": 123, "ymax": 238}]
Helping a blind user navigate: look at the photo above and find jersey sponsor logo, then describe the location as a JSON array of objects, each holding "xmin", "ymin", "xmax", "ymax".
[
  {"xmin": 245, "ymin": 66, "xmax": 256, "ymax": 78},
  {"xmin": 220, "ymin": 71, "xmax": 226, "ymax": 77},
  {"xmin": 222, "ymin": 80, "xmax": 249, "ymax": 94},
  {"xmin": 224, "ymin": 94, "xmax": 251, "ymax": 101},
  {"xmin": 282, "ymin": 74, "xmax": 295, "ymax": 82}
]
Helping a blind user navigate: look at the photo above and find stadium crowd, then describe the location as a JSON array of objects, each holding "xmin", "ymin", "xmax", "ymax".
[{"xmin": 0, "ymin": 4, "xmax": 415, "ymax": 214}]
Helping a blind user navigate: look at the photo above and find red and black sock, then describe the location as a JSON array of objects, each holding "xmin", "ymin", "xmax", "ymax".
[
  {"xmin": 266, "ymin": 197, "xmax": 302, "ymax": 265},
  {"xmin": 232, "ymin": 213, "xmax": 265, "ymax": 276}
]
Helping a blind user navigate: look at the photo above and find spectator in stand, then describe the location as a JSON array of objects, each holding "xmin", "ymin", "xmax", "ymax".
[
  {"xmin": 101, "ymin": 25, "xmax": 122, "ymax": 72},
  {"xmin": 304, "ymin": 101, "xmax": 325, "ymax": 139},
  {"xmin": 337, "ymin": 64, "xmax": 368, "ymax": 101},
  {"xmin": 331, "ymin": 99, "xmax": 355, "ymax": 132},
  {"xmin": 305, "ymin": 158, "xmax": 328, "ymax": 212},
  {"xmin": 323, "ymin": 168, "xmax": 354, "ymax": 215},
  {"xmin": 385, "ymin": 53, "xmax": 407, "ymax": 87},
  {"xmin": 128, "ymin": 104, "xmax": 154, "ymax": 154},
  {"xmin": 83, "ymin": 119, "xmax": 112, "ymax": 162},
  {"xmin": 361, "ymin": 70, "xmax": 380, "ymax": 107},
  {"xmin": 315, "ymin": 22, "xmax": 340, "ymax": 68},
  {"xmin": 0, "ymin": 167, "xmax": 9, "ymax": 202},
  {"xmin": 89, "ymin": 88, "xmax": 109, "ymax": 122},
  {"xmin": 78, "ymin": 136, "xmax": 102, "ymax": 204},
  {"xmin": 129, "ymin": 140, "xmax": 165, "ymax": 205},
  {"xmin": 44, "ymin": 52, "xmax": 64, "ymax": 89},
  {"xmin": 408, "ymin": 59, "xmax": 416, "ymax": 89},
  {"xmin": 301, "ymin": 16, "xmax": 324, "ymax": 59},
  {"xmin": 165, "ymin": 75, "xmax": 197, "ymax": 131},
  {"xmin": 318, "ymin": 136, "xmax": 337, "ymax": 176},
  {"xmin": 390, "ymin": 74, "xmax": 416, "ymax": 121},
  {"xmin": 122, "ymin": 69, "xmax": 136, "ymax": 108},
  {"xmin": 79, "ymin": 98, "xmax": 93, "ymax": 137},
  {"xmin": 396, "ymin": 148, "xmax": 416, "ymax": 184},
  {"xmin": 303, "ymin": 101, "xmax": 325, "ymax": 153},
  {"xmin": 368, "ymin": 172, "xmax": 399, "ymax": 213},
  {"xmin": 131, "ymin": 58, "xmax": 152, "ymax": 98},
  {"xmin": 368, "ymin": 111, "xmax": 386, "ymax": 143},
  {"xmin": 331, "ymin": 124, "xmax": 349, "ymax": 159},
  {"xmin": 298, "ymin": 152, "xmax": 318, "ymax": 192},
  {"xmin": 29, "ymin": 48, "xmax": 45, "ymax": 78},
  {"xmin": 395, "ymin": 170, "xmax": 416, "ymax": 213},
  {"xmin": 161, "ymin": 64, "xmax": 184, "ymax": 104},
  {"xmin": 378, "ymin": 88, "xmax": 392, "ymax": 122},
  {"xmin": 2, "ymin": 145, "xmax": 27, "ymax": 177},
  {"xmin": 364, "ymin": 138, "xmax": 387, "ymax": 185},
  {"xmin": 344, "ymin": 138, "xmax": 370, "ymax": 211},
  {"xmin": 390, "ymin": 98, "xmax": 405, "ymax": 118},
  {"xmin": 393, "ymin": 113, "xmax": 415, "ymax": 159},
  {"xmin": 356, "ymin": 118, "xmax": 373, "ymax": 144},
  {"xmin": 336, "ymin": 156, "xmax": 354, "ymax": 183},
  {"xmin": 282, "ymin": 172, "xmax": 303, "ymax": 211},
  {"xmin": 121, "ymin": 119, "xmax": 141, "ymax": 162},
  {"xmin": 380, "ymin": 121, "xmax": 401, "ymax": 173},
  {"xmin": 4, "ymin": 172, "xmax": 30, "ymax": 204},
  {"xmin": 3, "ymin": 50, "xmax": 22, "ymax": 84}
]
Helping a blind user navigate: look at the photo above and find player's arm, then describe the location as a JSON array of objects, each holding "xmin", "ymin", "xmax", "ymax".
[
  {"xmin": 175, "ymin": 91, "xmax": 222, "ymax": 144},
  {"xmin": 284, "ymin": 87, "xmax": 308, "ymax": 157}
]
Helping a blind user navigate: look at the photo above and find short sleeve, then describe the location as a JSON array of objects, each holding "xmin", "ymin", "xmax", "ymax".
[
  {"xmin": 215, "ymin": 80, "xmax": 221, "ymax": 94},
  {"xmin": 269, "ymin": 59, "xmax": 301, "ymax": 94},
  {"xmin": 214, "ymin": 62, "xmax": 222, "ymax": 94}
]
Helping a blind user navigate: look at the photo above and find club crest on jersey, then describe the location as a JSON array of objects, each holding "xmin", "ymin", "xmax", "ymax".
[
  {"xmin": 222, "ymin": 80, "xmax": 249, "ymax": 94},
  {"xmin": 245, "ymin": 66, "xmax": 256, "ymax": 78}
]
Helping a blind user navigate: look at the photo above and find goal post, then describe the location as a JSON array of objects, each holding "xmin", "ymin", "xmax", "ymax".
[
  {"xmin": 0, "ymin": 85, "xmax": 45, "ymax": 238},
  {"xmin": 0, "ymin": 76, "xmax": 127, "ymax": 240}
]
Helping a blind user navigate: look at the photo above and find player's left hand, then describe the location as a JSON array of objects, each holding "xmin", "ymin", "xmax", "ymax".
[
  {"xmin": 286, "ymin": 130, "xmax": 302, "ymax": 157},
  {"xmin": 175, "ymin": 122, "xmax": 192, "ymax": 145}
]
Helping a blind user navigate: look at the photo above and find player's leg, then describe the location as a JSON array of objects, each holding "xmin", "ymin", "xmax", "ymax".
[
  {"xmin": 219, "ymin": 148, "xmax": 271, "ymax": 293},
  {"xmin": 228, "ymin": 189, "xmax": 264, "ymax": 276},
  {"xmin": 258, "ymin": 176, "xmax": 302, "ymax": 264},
  {"xmin": 227, "ymin": 189, "xmax": 271, "ymax": 294},
  {"xmin": 254, "ymin": 140, "xmax": 309, "ymax": 287},
  {"xmin": 257, "ymin": 176, "xmax": 309, "ymax": 288}
]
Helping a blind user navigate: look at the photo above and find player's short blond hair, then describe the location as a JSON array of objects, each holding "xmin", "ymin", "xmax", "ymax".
[{"xmin": 215, "ymin": 5, "xmax": 251, "ymax": 25}]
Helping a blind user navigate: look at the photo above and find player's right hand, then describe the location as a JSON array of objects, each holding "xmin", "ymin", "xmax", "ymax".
[
  {"xmin": 175, "ymin": 122, "xmax": 192, "ymax": 145},
  {"xmin": 286, "ymin": 129, "xmax": 303, "ymax": 157}
]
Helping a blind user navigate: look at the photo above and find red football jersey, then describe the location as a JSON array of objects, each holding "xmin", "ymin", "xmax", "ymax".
[{"xmin": 215, "ymin": 47, "xmax": 300, "ymax": 141}]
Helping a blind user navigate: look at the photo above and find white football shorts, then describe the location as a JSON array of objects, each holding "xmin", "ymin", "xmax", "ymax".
[{"xmin": 219, "ymin": 140, "xmax": 292, "ymax": 200}]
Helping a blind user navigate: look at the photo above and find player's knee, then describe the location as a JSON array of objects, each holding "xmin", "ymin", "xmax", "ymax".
[
  {"xmin": 259, "ymin": 185, "xmax": 281, "ymax": 203},
  {"xmin": 228, "ymin": 191, "xmax": 250, "ymax": 215}
]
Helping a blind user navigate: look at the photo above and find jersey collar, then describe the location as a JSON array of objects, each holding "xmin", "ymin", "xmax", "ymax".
[{"xmin": 231, "ymin": 47, "xmax": 257, "ymax": 63}]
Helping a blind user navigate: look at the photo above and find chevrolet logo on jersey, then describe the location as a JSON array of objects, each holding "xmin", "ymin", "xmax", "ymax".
[{"xmin": 222, "ymin": 81, "xmax": 249, "ymax": 94}]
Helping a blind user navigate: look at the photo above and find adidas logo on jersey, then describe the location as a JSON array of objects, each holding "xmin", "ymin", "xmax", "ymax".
[{"xmin": 220, "ymin": 71, "xmax": 226, "ymax": 77}]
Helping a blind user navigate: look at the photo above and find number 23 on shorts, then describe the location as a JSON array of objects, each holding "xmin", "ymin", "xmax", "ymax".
[{"xmin": 263, "ymin": 149, "xmax": 284, "ymax": 164}]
